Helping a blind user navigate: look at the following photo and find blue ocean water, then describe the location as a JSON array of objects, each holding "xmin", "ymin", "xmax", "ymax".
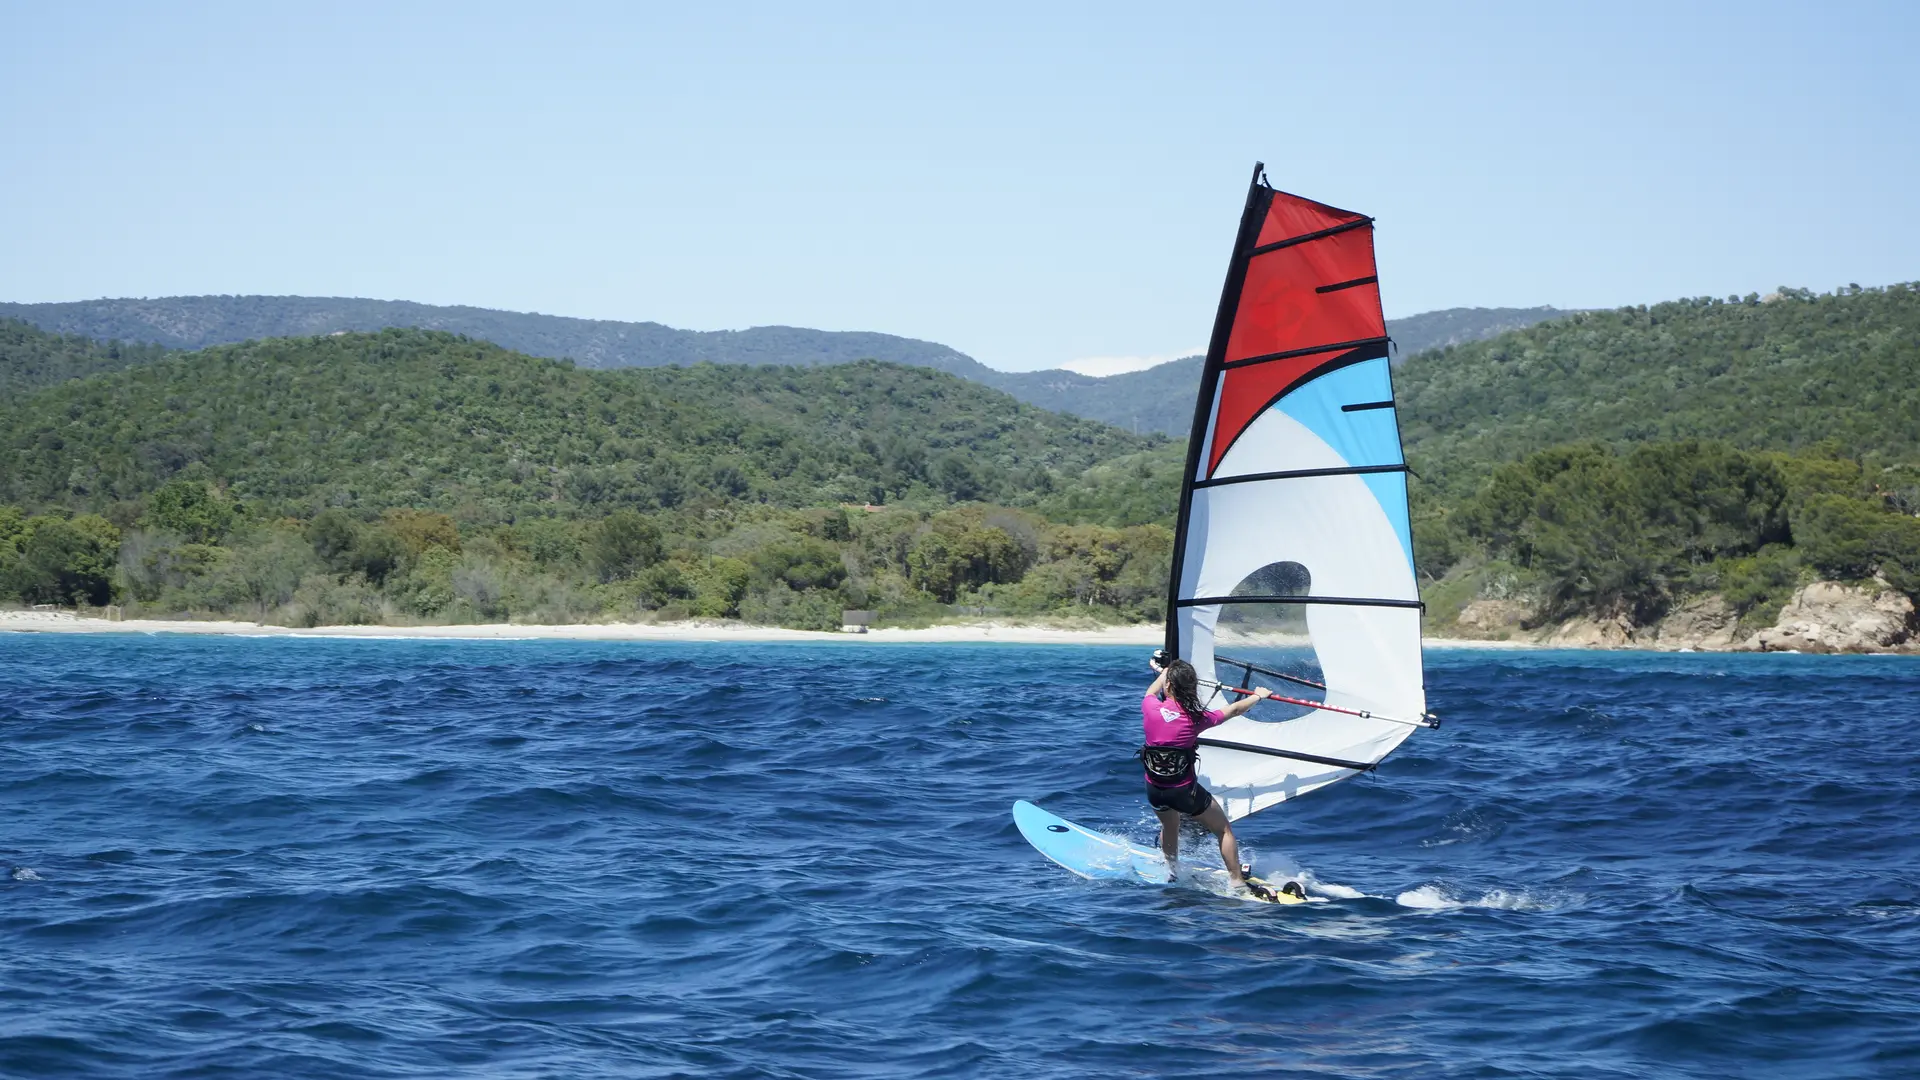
[{"xmin": 2, "ymin": 635, "xmax": 1918, "ymax": 1079}]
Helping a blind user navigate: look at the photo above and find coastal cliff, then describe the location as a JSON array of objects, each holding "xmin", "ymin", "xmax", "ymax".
[
  {"xmin": 1741, "ymin": 582, "xmax": 1918, "ymax": 654},
  {"xmin": 1442, "ymin": 581, "xmax": 1918, "ymax": 654}
]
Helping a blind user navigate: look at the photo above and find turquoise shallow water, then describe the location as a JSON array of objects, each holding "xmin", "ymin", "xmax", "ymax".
[{"xmin": 2, "ymin": 634, "xmax": 1918, "ymax": 1078}]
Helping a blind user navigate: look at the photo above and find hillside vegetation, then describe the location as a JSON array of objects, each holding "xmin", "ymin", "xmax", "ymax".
[
  {"xmin": 1418, "ymin": 440, "xmax": 1919, "ymax": 634},
  {"xmin": 1, "ymin": 329, "xmax": 1158, "ymax": 518},
  {"xmin": 1398, "ymin": 285, "xmax": 1920, "ymax": 497},
  {"xmin": 0, "ymin": 329, "xmax": 1176, "ymax": 628},
  {"xmin": 1403, "ymin": 284, "xmax": 1920, "ymax": 635},
  {"xmin": 4, "ymin": 286, "xmax": 1915, "ymax": 637},
  {"xmin": 0, "ymin": 318, "xmax": 169, "ymax": 396}
]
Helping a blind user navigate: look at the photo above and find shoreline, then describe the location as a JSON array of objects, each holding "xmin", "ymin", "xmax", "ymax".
[{"xmin": 0, "ymin": 609, "xmax": 1541, "ymax": 648}]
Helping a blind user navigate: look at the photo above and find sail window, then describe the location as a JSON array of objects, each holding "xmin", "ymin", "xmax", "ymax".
[{"xmin": 1213, "ymin": 561, "xmax": 1323, "ymax": 723}]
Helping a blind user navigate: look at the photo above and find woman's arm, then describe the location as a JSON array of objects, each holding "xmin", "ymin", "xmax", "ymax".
[
  {"xmin": 1219, "ymin": 686, "xmax": 1272, "ymax": 719},
  {"xmin": 1145, "ymin": 652, "xmax": 1169, "ymax": 698}
]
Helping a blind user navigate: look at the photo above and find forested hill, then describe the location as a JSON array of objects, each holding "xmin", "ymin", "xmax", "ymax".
[
  {"xmin": 1401, "ymin": 284, "xmax": 1920, "ymax": 639},
  {"xmin": 0, "ymin": 296, "xmax": 1567, "ymax": 433},
  {"xmin": 0, "ymin": 318, "xmax": 169, "ymax": 396},
  {"xmin": 0, "ymin": 329, "xmax": 1160, "ymax": 520},
  {"xmin": 1397, "ymin": 284, "xmax": 1920, "ymax": 496}
]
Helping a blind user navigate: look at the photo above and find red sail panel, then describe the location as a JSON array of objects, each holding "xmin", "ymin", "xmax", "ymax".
[
  {"xmin": 1223, "ymin": 225, "xmax": 1383, "ymax": 365},
  {"xmin": 1205, "ymin": 346, "xmax": 1353, "ymax": 477},
  {"xmin": 1203, "ymin": 192, "xmax": 1385, "ymax": 479},
  {"xmin": 1254, "ymin": 193, "xmax": 1366, "ymax": 247}
]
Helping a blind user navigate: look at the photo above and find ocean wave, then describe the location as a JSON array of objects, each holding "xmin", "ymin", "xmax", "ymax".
[{"xmin": 1, "ymin": 635, "xmax": 1916, "ymax": 1077}]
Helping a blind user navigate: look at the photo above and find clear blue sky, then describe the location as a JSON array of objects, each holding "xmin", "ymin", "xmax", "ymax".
[{"xmin": 4, "ymin": 2, "xmax": 1915, "ymax": 371}]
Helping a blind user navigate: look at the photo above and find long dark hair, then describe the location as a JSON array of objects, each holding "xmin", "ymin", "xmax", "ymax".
[{"xmin": 1163, "ymin": 658, "xmax": 1209, "ymax": 722}]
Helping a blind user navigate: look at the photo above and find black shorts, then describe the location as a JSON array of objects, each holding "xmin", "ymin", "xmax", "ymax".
[{"xmin": 1146, "ymin": 778, "xmax": 1214, "ymax": 817}]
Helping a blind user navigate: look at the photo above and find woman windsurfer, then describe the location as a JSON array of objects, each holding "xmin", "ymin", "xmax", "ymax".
[{"xmin": 1141, "ymin": 651, "xmax": 1277, "ymax": 900}]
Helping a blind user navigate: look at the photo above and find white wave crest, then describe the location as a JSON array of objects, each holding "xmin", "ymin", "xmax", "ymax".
[
  {"xmin": 1300, "ymin": 876, "xmax": 1366, "ymax": 901},
  {"xmin": 1395, "ymin": 884, "xmax": 1567, "ymax": 911}
]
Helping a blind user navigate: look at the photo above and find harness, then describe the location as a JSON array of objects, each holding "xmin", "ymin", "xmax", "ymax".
[{"xmin": 1137, "ymin": 743, "xmax": 1197, "ymax": 781}]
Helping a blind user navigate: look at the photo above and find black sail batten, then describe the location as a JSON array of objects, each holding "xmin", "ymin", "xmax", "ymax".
[
  {"xmin": 1193, "ymin": 463, "xmax": 1409, "ymax": 490},
  {"xmin": 1195, "ymin": 738, "xmax": 1377, "ymax": 773},
  {"xmin": 1163, "ymin": 162, "xmax": 1273, "ymax": 658},
  {"xmin": 1178, "ymin": 595, "xmax": 1425, "ymax": 610},
  {"xmin": 1221, "ymin": 337, "xmax": 1390, "ymax": 371},
  {"xmin": 1316, "ymin": 275, "xmax": 1379, "ymax": 294},
  {"xmin": 1247, "ymin": 216, "xmax": 1373, "ymax": 256},
  {"xmin": 1215, "ymin": 653, "xmax": 1327, "ymax": 692}
]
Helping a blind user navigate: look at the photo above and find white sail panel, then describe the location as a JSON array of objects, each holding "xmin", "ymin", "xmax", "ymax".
[{"xmin": 1180, "ymin": 411, "xmax": 1425, "ymax": 818}]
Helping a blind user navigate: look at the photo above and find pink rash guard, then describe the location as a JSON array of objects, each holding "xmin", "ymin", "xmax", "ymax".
[{"xmin": 1141, "ymin": 692, "xmax": 1226, "ymax": 787}]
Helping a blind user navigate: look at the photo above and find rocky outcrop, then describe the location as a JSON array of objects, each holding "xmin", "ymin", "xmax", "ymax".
[
  {"xmin": 1453, "ymin": 598, "xmax": 1528, "ymax": 638},
  {"xmin": 1427, "ymin": 580, "xmax": 1919, "ymax": 653},
  {"xmin": 1545, "ymin": 614, "xmax": 1636, "ymax": 648},
  {"xmin": 1740, "ymin": 582, "xmax": 1917, "ymax": 654},
  {"xmin": 1646, "ymin": 595, "xmax": 1740, "ymax": 651}
]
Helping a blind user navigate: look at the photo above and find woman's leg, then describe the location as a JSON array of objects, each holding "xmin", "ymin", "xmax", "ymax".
[
  {"xmin": 1194, "ymin": 801, "xmax": 1249, "ymax": 888},
  {"xmin": 1154, "ymin": 806, "xmax": 1181, "ymax": 872}
]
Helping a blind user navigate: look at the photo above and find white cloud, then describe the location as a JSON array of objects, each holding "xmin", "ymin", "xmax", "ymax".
[{"xmin": 1057, "ymin": 348, "xmax": 1203, "ymax": 377}]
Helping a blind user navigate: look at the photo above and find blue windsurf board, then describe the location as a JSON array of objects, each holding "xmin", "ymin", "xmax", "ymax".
[{"xmin": 1012, "ymin": 799, "xmax": 1308, "ymax": 903}]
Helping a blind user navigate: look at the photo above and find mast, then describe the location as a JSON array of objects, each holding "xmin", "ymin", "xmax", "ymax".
[{"xmin": 1165, "ymin": 163, "xmax": 1273, "ymax": 658}]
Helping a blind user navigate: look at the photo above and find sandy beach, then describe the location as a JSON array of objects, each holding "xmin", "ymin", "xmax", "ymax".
[
  {"xmin": 0, "ymin": 608, "xmax": 1163, "ymax": 645},
  {"xmin": 0, "ymin": 608, "xmax": 1536, "ymax": 648}
]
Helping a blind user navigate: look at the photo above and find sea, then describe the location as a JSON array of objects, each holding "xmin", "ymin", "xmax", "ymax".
[{"xmin": 2, "ymin": 634, "xmax": 1917, "ymax": 1079}]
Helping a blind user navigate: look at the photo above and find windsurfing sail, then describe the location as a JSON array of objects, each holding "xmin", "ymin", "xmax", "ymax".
[{"xmin": 1166, "ymin": 163, "xmax": 1430, "ymax": 821}]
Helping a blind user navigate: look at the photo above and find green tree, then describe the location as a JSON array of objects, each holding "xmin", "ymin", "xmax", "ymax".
[
  {"xmin": 819, "ymin": 507, "xmax": 853, "ymax": 542},
  {"xmin": 1715, "ymin": 544, "xmax": 1804, "ymax": 623},
  {"xmin": 303, "ymin": 509, "xmax": 404, "ymax": 585},
  {"xmin": 9, "ymin": 514, "xmax": 120, "ymax": 605},
  {"xmin": 748, "ymin": 535, "xmax": 846, "ymax": 593},
  {"xmin": 907, "ymin": 523, "xmax": 1027, "ymax": 602},
  {"xmin": 304, "ymin": 509, "xmax": 361, "ymax": 571},
  {"xmin": 142, "ymin": 479, "xmax": 236, "ymax": 543},
  {"xmin": 1459, "ymin": 442, "xmax": 1788, "ymax": 622},
  {"xmin": 381, "ymin": 508, "xmax": 461, "ymax": 556},
  {"xmin": 1793, "ymin": 492, "xmax": 1920, "ymax": 591},
  {"xmin": 589, "ymin": 511, "xmax": 663, "ymax": 582},
  {"xmin": 0, "ymin": 506, "xmax": 27, "ymax": 601},
  {"xmin": 636, "ymin": 560, "xmax": 696, "ymax": 608},
  {"xmin": 511, "ymin": 517, "xmax": 583, "ymax": 569},
  {"xmin": 689, "ymin": 557, "xmax": 750, "ymax": 617}
]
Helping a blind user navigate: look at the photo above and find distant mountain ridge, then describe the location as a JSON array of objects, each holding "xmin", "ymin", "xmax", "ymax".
[
  {"xmin": 970, "ymin": 306, "xmax": 1575, "ymax": 433},
  {"xmin": 1385, "ymin": 306, "xmax": 1570, "ymax": 356},
  {"xmin": 0, "ymin": 294, "xmax": 990, "ymax": 374},
  {"xmin": 0, "ymin": 295, "xmax": 1570, "ymax": 433}
]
